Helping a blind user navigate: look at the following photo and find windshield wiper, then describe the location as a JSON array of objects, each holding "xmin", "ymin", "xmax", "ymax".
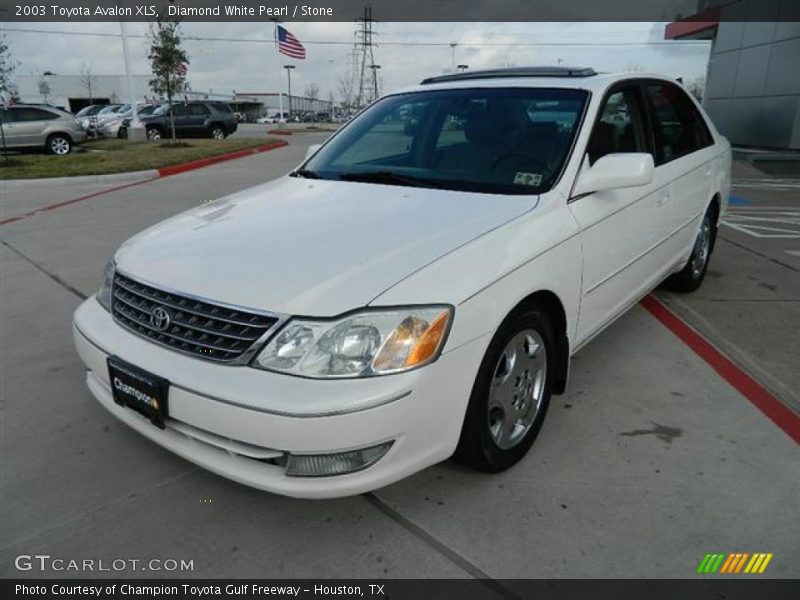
[
  {"xmin": 336, "ymin": 170, "xmax": 446, "ymax": 189},
  {"xmin": 290, "ymin": 168, "xmax": 321, "ymax": 179}
]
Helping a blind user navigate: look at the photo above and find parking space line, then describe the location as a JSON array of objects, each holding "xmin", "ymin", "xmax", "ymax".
[
  {"xmin": 641, "ymin": 295, "xmax": 800, "ymax": 444},
  {"xmin": 1, "ymin": 239, "xmax": 88, "ymax": 301},
  {"xmin": 0, "ymin": 176, "xmax": 158, "ymax": 227}
]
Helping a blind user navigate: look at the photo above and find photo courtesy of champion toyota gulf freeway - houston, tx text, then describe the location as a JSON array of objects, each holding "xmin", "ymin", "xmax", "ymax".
[{"xmin": 73, "ymin": 67, "xmax": 731, "ymax": 498}]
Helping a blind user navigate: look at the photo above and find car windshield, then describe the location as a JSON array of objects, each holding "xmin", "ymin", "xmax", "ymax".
[
  {"xmin": 98, "ymin": 105, "xmax": 121, "ymax": 115},
  {"xmin": 76, "ymin": 105, "xmax": 102, "ymax": 117},
  {"xmin": 302, "ymin": 88, "xmax": 588, "ymax": 195}
]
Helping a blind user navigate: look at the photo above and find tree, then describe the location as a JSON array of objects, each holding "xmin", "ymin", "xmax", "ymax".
[
  {"xmin": 304, "ymin": 83, "xmax": 320, "ymax": 102},
  {"xmin": 148, "ymin": 12, "xmax": 189, "ymax": 144},
  {"xmin": 79, "ymin": 63, "xmax": 97, "ymax": 105},
  {"xmin": 686, "ymin": 76, "xmax": 706, "ymax": 103},
  {"xmin": 0, "ymin": 33, "xmax": 20, "ymax": 97},
  {"xmin": 337, "ymin": 76, "xmax": 354, "ymax": 114}
]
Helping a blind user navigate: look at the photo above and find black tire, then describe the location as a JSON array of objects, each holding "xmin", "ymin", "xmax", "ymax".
[
  {"xmin": 454, "ymin": 306, "xmax": 555, "ymax": 472},
  {"xmin": 45, "ymin": 134, "xmax": 72, "ymax": 155},
  {"xmin": 146, "ymin": 127, "xmax": 162, "ymax": 141},
  {"xmin": 664, "ymin": 204, "xmax": 718, "ymax": 293},
  {"xmin": 209, "ymin": 125, "xmax": 226, "ymax": 140}
]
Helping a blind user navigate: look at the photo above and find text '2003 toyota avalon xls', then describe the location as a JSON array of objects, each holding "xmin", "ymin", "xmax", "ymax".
[{"xmin": 73, "ymin": 67, "xmax": 731, "ymax": 498}]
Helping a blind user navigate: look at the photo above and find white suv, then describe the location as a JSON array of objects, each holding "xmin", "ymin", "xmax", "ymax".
[{"xmin": 73, "ymin": 67, "xmax": 731, "ymax": 498}]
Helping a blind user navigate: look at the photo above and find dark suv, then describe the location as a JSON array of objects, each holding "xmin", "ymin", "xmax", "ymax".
[{"xmin": 139, "ymin": 101, "xmax": 238, "ymax": 140}]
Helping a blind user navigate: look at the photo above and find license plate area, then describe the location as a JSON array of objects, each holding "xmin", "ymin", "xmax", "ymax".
[{"xmin": 107, "ymin": 356, "xmax": 169, "ymax": 429}]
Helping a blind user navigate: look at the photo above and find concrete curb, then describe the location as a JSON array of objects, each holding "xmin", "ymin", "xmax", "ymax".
[{"xmin": 0, "ymin": 140, "xmax": 290, "ymax": 186}]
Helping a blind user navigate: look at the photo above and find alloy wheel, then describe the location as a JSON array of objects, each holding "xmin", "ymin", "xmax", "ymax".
[
  {"xmin": 487, "ymin": 329, "xmax": 547, "ymax": 450},
  {"xmin": 50, "ymin": 137, "xmax": 70, "ymax": 155},
  {"xmin": 691, "ymin": 216, "xmax": 712, "ymax": 279}
]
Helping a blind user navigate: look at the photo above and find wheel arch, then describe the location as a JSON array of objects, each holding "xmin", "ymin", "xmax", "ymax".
[{"xmin": 503, "ymin": 289, "xmax": 570, "ymax": 395}]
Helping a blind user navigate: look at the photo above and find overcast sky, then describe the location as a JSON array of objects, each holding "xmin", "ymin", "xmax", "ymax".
[{"xmin": 4, "ymin": 21, "xmax": 711, "ymax": 98}]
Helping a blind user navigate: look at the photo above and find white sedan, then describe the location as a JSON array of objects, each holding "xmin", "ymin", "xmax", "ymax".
[{"xmin": 73, "ymin": 67, "xmax": 731, "ymax": 498}]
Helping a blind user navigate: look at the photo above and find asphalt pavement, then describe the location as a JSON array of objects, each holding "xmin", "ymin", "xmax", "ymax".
[{"xmin": 1, "ymin": 134, "xmax": 797, "ymax": 581}]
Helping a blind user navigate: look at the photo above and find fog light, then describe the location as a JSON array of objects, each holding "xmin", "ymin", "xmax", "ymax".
[{"xmin": 285, "ymin": 441, "xmax": 393, "ymax": 477}]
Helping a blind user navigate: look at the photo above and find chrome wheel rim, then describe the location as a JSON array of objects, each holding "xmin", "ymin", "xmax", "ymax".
[
  {"xmin": 691, "ymin": 217, "xmax": 712, "ymax": 278},
  {"xmin": 488, "ymin": 329, "xmax": 547, "ymax": 450},
  {"xmin": 50, "ymin": 137, "xmax": 69, "ymax": 154},
  {"xmin": 147, "ymin": 129, "xmax": 161, "ymax": 141},
  {"xmin": 212, "ymin": 128, "xmax": 224, "ymax": 139}
]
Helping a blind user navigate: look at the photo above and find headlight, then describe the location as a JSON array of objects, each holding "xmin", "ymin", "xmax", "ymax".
[
  {"xmin": 253, "ymin": 306, "xmax": 453, "ymax": 378},
  {"xmin": 96, "ymin": 261, "xmax": 115, "ymax": 311}
]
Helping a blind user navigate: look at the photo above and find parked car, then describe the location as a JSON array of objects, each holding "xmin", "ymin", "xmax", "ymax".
[
  {"xmin": 73, "ymin": 67, "xmax": 731, "ymax": 498},
  {"xmin": 0, "ymin": 104, "xmax": 88, "ymax": 154},
  {"xmin": 140, "ymin": 101, "xmax": 238, "ymax": 140},
  {"xmin": 111, "ymin": 104, "xmax": 161, "ymax": 138},
  {"xmin": 75, "ymin": 104, "xmax": 107, "ymax": 133}
]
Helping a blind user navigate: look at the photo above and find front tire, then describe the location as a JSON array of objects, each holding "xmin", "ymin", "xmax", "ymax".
[
  {"xmin": 664, "ymin": 205, "xmax": 717, "ymax": 293},
  {"xmin": 146, "ymin": 127, "xmax": 162, "ymax": 141},
  {"xmin": 210, "ymin": 125, "xmax": 226, "ymax": 140},
  {"xmin": 46, "ymin": 134, "xmax": 72, "ymax": 155},
  {"xmin": 454, "ymin": 307, "xmax": 554, "ymax": 472}
]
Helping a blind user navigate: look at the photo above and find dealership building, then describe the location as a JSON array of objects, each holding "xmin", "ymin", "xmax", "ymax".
[{"xmin": 666, "ymin": 0, "xmax": 800, "ymax": 149}]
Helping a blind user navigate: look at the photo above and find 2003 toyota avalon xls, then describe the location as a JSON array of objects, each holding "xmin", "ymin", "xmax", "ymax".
[{"xmin": 73, "ymin": 67, "xmax": 731, "ymax": 498}]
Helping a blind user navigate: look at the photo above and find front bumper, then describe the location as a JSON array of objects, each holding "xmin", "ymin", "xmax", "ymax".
[{"xmin": 73, "ymin": 297, "xmax": 487, "ymax": 498}]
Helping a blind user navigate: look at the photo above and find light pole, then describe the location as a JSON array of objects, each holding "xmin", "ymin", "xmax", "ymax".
[
  {"xmin": 457, "ymin": 64, "xmax": 469, "ymax": 72},
  {"xmin": 450, "ymin": 42, "xmax": 457, "ymax": 72},
  {"xmin": 119, "ymin": 17, "xmax": 144, "ymax": 140},
  {"xmin": 283, "ymin": 65, "xmax": 295, "ymax": 119},
  {"xmin": 369, "ymin": 64, "xmax": 381, "ymax": 102}
]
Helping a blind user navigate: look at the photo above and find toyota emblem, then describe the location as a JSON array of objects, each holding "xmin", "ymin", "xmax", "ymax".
[{"xmin": 150, "ymin": 306, "xmax": 172, "ymax": 332}]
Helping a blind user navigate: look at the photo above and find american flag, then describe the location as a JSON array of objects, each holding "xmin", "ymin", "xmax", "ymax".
[
  {"xmin": 175, "ymin": 63, "xmax": 188, "ymax": 76},
  {"xmin": 277, "ymin": 25, "xmax": 306, "ymax": 59}
]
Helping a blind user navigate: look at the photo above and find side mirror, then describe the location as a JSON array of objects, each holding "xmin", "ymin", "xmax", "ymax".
[
  {"xmin": 305, "ymin": 144, "xmax": 321, "ymax": 160},
  {"xmin": 573, "ymin": 153, "xmax": 655, "ymax": 197}
]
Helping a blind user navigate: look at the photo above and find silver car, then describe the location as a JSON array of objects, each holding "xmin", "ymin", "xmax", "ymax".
[{"xmin": 0, "ymin": 105, "xmax": 88, "ymax": 154}]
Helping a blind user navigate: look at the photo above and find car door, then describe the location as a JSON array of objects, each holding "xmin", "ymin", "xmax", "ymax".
[
  {"xmin": 185, "ymin": 104, "xmax": 210, "ymax": 134},
  {"xmin": 167, "ymin": 103, "xmax": 190, "ymax": 134},
  {"xmin": 568, "ymin": 82, "xmax": 673, "ymax": 344},
  {"xmin": 642, "ymin": 81, "xmax": 716, "ymax": 264}
]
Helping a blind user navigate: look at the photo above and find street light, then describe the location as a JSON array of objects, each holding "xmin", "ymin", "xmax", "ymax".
[
  {"xmin": 457, "ymin": 64, "xmax": 469, "ymax": 72},
  {"xmin": 284, "ymin": 65, "xmax": 295, "ymax": 118},
  {"xmin": 369, "ymin": 64, "xmax": 381, "ymax": 101}
]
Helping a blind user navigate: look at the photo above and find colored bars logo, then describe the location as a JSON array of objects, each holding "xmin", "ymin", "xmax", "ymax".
[{"xmin": 697, "ymin": 553, "xmax": 773, "ymax": 574}]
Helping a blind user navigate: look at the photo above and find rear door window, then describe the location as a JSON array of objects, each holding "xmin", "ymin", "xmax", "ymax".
[{"xmin": 645, "ymin": 82, "xmax": 712, "ymax": 164}]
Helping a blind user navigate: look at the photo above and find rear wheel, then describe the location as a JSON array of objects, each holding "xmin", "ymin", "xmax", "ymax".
[
  {"xmin": 46, "ymin": 134, "xmax": 72, "ymax": 155},
  {"xmin": 454, "ymin": 307, "xmax": 554, "ymax": 472},
  {"xmin": 664, "ymin": 204, "xmax": 717, "ymax": 292}
]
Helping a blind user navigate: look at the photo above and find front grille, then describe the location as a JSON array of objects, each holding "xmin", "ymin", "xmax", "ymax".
[{"xmin": 111, "ymin": 273, "xmax": 279, "ymax": 363}]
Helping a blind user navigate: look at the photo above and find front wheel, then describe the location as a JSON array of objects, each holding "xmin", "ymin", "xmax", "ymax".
[
  {"xmin": 46, "ymin": 134, "xmax": 72, "ymax": 155},
  {"xmin": 664, "ymin": 205, "xmax": 717, "ymax": 292},
  {"xmin": 454, "ymin": 307, "xmax": 554, "ymax": 472},
  {"xmin": 146, "ymin": 127, "xmax": 162, "ymax": 141},
  {"xmin": 210, "ymin": 126, "xmax": 226, "ymax": 140}
]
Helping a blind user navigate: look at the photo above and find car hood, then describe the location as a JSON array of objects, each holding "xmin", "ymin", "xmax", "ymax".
[{"xmin": 115, "ymin": 177, "xmax": 535, "ymax": 315}]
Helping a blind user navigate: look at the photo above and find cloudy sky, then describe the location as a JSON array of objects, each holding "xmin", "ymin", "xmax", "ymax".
[{"xmin": 3, "ymin": 21, "xmax": 711, "ymax": 98}]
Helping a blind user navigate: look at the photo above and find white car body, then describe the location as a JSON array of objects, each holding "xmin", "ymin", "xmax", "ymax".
[{"xmin": 73, "ymin": 70, "xmax": 731, "ymax": 497}]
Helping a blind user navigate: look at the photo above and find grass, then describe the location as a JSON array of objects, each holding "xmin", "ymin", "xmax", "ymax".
[{"xmin": 0, "ymin": 137, "xmax": 283, "ymax": 180}]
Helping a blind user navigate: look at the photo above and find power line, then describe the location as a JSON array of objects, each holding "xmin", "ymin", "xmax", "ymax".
[{"xmin": 0, "ymin": 27, "xmax": 711, "ymax": 47}]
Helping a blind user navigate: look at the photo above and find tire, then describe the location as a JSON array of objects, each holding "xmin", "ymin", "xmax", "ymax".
[
  {"xmin": 454, "ymin": 306, "xmax": 554, "ymax": 472},
  {"xmin": 209, "ymin": 125, "xmax": 226, "ymax": 140},
  {"xmin": 664, "ymin": 204, "xmax": 718, "ymax": 293},
  {"xmin": 146, "ymin": 127, "xmax": 162, "ymax": 141},
  {"xmin": 46, "ymin": 134, "xmax": 72, "ymax": 155}
]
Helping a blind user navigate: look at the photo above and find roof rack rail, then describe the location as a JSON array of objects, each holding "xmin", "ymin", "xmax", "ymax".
[{"xmin": 420, "ymin": 66, "xmax": 597, "ymax": 85}]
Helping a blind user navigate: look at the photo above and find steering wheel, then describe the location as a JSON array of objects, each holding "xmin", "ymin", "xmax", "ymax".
[{"xmin": 490, "ymin": 152, "xmax": 549, "ymax": 178}]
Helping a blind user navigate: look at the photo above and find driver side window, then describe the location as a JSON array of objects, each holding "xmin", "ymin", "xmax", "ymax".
[{"xmin": 587, "ymin": 88, "xmax": 647, "ymax": 165}]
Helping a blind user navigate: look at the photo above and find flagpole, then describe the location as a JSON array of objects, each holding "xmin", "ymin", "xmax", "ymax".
[{"xmin": 272, "ymin": 20, "xmax": 284, "ymax": 120}]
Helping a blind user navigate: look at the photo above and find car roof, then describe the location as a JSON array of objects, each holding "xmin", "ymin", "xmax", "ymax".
[{"xmin": 398, "ymin": 68, "xmax": 677, "ymax": 95}]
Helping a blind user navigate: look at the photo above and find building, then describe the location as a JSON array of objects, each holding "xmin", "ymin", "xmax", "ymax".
[
  {"xmin": 666, "ymin": 0, "xmax": 800, "ymax": 149},
  {"xmin": 233, "ymin": 92, "xmax": 334, "ymax": 119},
  {"xmin": 15, "ymin": 74, "xmax": 153, "ymax": 112}
]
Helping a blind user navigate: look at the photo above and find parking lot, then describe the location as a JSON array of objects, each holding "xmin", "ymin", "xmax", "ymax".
[{"xmin": 1, "ymin": 133, "xmax": 798, "ymax": 581}]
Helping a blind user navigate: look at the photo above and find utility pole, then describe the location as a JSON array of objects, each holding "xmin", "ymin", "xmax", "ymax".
[
  {"xmin": 284, "ymin": 64, "xmax": 295, "ymax": 118},
  {"xmin": 354, "ymin": 5, "xmax": 378, "ymax": 108}
]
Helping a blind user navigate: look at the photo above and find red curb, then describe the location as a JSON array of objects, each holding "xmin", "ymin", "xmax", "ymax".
[
  {"xmin": 0, "ymin": 140, "xmax": 289, "ymax": 227},
  {"xmin": 157, "ymin": 139, "xmax": 289, "ymax": 177},
  {"xmin": 641, "ymin": 294, "xmax": 800, "ymax": 444}
]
